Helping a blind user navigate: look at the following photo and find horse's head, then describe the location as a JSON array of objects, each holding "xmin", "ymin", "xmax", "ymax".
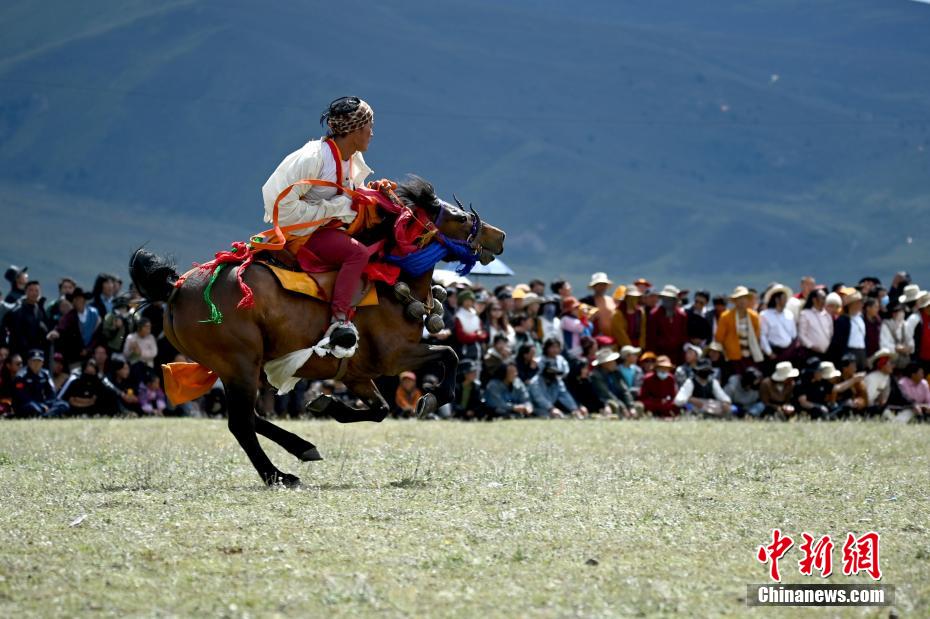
[{"xmin": 395, "ymin": 176, "xmax": 505, "ymax": 265}]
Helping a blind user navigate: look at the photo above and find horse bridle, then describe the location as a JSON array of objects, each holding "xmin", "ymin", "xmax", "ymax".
[{"xmin": 452, "ymin": 194, "xmax": 482, "ymax": 251}]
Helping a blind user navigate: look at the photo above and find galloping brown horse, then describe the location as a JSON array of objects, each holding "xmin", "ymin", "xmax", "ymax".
[{"xmin": 129, "ymin": 177, "xmax": 505, "ymax": 487}]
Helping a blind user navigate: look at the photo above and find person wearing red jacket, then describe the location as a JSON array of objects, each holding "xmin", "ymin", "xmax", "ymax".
[
  {"xmin": 648, "ymin": 285, "xmax": 689, "ymax": 365},
  {"xmin": 454, "ymin": 290, "xmax": 488, "ymax": 362},
  {"xmin": 640, "ymin": 355, "xmax": 680, "ymax": 417}
]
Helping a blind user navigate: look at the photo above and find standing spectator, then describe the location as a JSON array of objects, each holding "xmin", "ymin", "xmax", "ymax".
[
  {"xmin": 90, "ymin": 273, "xmax": 118, "ymax": 317},
  {"xmin": 590, "ymin": 347, "xmax": 638, "ymax": 418},
  {"xmin": 760, "ymin": 284, "xmax": 798, "ymax": 367},
  {"xmin": 760, "ymin": 362, "xmax": 798, "ymax": 420},
  {"xmin": 639, "ymin": 355, "xmax": 679, "ymax": 417},
  {"xmin": 3, "ymin": 266, "xmax": 28, "ymax": 304},
  {"xmin": 511, "ymin": 313, "xmax": 538, "ymax": 356},
  {"xmin": 452, "ymin": 360, "xmax": 484, "ymax": 420},
  {"xmin": 12, "ymin": 350, "xmax": 69, "ymax": 418},
  {"xmin": 898, "ymin": 284, "xmax": 924, "ymax": 315},
  {"xmin": 453, "ymin": 290, "xmax": 487, "ymax": 362},
  {"xmin": 686, "ymin": 290, "xmax": 713, "ymax": 345},
  {"xmin": 863, "ymin": 298, "xmax": 882, "ymax": 357},
  {"xmin": 709, "ymin": 295, "xmax": 728, "ymax": 339},
  {"xmin": 725, "ymin": 366, "xmax": 765, "ymax": 418},
  {"xmin": 45, "ymin": 277, "xmax": 77, "ymax": 324},
  {"xmin": 581, "ymin": 272, "xmax": 616, "ymax": 337},
  {"xmin": 550, "ymin": 279, "xmax": 573, "ymax": 301},
  {"xmin": 888, "ymin": 273, "xmax": 912, "ymax": 309},
  {"xmin": 394, "ymin": 371, "xmax": 422, "ymax": 417},
  {"xmin": 138, "ymin": 373, "xmax": 168, "ymax": 416},
  {"xmin": 485, "ymin": 362, "xmax": 533, "ymax": 419},
  {"xmin": 515, "ymin": 343, "xmax": 539, "ymax": 383},
  {"xmin": 786, "ymin": 276, "xmax": 816, "ymax": 321},
  {"xmin": 483, "ymin": 301, "xmax": 514, "ymax": 347},
  {"xmin": 2, "ymin": 281, "xmax": 53, "ymax": 357},
  {"xmin": 559, "ymin": 297, "xmax": 587, "ymax": 358},
  {"xmin": 100, "ymin": 296, "xmax": 132, "ymax": 354},
  {"xmin": 881, "ymin": 304, "xmax": 912, "ymax": 370},
  {"xmin": 618, "ymin": 345, "xmax": 644, "ymax": 397},
  {"xmin": 828, "ymin": 291, "xmax": 866, "ymax": 369},
  {"xmin": 648, "ymin": 285, "xmax": 688, "ymax": 364},
  {"xmin": 911, "ymin": 295, "xmax": 930, "ymax": 372},
  {"xmin": 51, "ymin": 288, "xmax": 101, "ymax": 368},
  {"xmin": 611, "ymin": 287, "xmax": 647, "ymax": 349},
  {"xmin": 715, "ymin": 286, "xmax": 764, "ymax": 372},
  {"xmin": 824, "ymin": 292, "xmax": 843, "ymax": 319},
  {"xmin": 674, "ymin": 358, "xmax": 731, "ymax": 417},
  {"xmin": 798, "ymin": 288, "xmax": 832, "ymax": 357},
  {"xmin": 0, "ymin": 352, "xmax": 23, "ymax": 416},
  {"xmin": 538, "ymin": 297, "xmax": 561, "ymax": 344},
  {"xmin": 528, "ymin": 279, "xmax": 546, "ymax": 296}
]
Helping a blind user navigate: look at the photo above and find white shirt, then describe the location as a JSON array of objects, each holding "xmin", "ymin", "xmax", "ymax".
[
  {"xmin": 760, "ymin": 308, "xmax": 797, "ymax": 354},
  {"xmin": 905, "ymin": 312, "xmax": 922, "ymax": 351},
  {"xmin": 798, "ymin": 308, "xmax": 833, "ymax": 353},
  {"xmin": 848, "ymin": 313, "xmax": 866, "ymax": 349},
  {"xmin": 863, "ymin": 371, "xmax": 890, "ymax": 406},
  {"xmin": 261, "ymin": 138, "xmax": 373, "ymax": 236},
  {"xmin": 674, "ymin": 378, "xmax": 731, "ymax": 407}
]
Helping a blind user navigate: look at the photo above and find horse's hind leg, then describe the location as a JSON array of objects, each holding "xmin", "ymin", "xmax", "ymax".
[
  {"xmin": 307, "ymin": 379, "xmax": 390, "ymax": 423},
  {"xmin": 253, "ymin": 411, "xmax": 323, "ymax": 461},
  {"xmin": 226, "ymin": 378, "xmax": 300, "ymax": 487}
]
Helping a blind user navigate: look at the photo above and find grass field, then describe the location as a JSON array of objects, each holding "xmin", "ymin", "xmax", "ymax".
[{"xmin": 0, "ymin": 418, "xmax": 927, "ymax": 617}]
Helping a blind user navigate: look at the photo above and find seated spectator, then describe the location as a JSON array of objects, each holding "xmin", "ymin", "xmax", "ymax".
[
  {"xmin": 50, "ymin": 352, "xmax": 69, "ymax": 391},
  {"xmin": 674, "ymin": 359, "xmax": 731, "ymax": 417},
  {"xmin": 58, "ymin": 358, "xmax": 121, "ymax": 416},
  {"xmin": 515, "ymin": 343, "xmax": 539, "ymax": 383},
  {"xmin": 640, "ymin": 355, "xmax": 679, "ymax": 418},
  {"xmin": 453, "ymin": 360, "xmax": 484, "ymax": 420},
  {"xmin": 538, "ymin": 297, "xmax": 561, "ymax": 343},
  {"xmin": 760, "ymin": 362, "xmax": 798, "ymax": 420},
  {"xmin": 591, "ymin": 348, "xmax": 639, "ymax": 418},
  {"xmin": 675, "ymin": 343, "xmax": 703, "ymax": 387},
  {"xmin": 138, "ymin": 373, "xmax": 168, "ymax": 416},
  {"xmin": 485, "ymin": 362, "xmax": 533, "ymax": 419},
  {"xmin": 798, "ymin": 288, "xmax": 832, "ymax": 356},
  {"xmin": 511, "ymin": 313, "xmax": 538, "ymax": 355},
  {"xmin": 482, "ymin": 333, "xmax": 513, "ymax": 383},
  {"xmin": 394, "ymin": 371, "xmax": 422, "ymax": 417},
  {"xmin": 795, "ymin": 358, "xmax": 839, "ymax": 420},
  {"xmin": 831, "ymin": 353, "xmax": 868, "ymax": 418},
  {"xmin": 897, "ymin": 363, "xmax": 930, "ymax": 422},
  {"xmin": 12, "ymin": 350, "xmax": 68, "ymax": 418},
  {"xmin": 618, "ymin": 345, "xmax": 644, "ymax": 397},
  {"xmin": 725, "ymin": 366, "xmax": 764, "ymax": 418},
  {"xmin": 0, "ymin": 352, "xmax": 23, "ymax": 416},
  {"xmin": 106, "ymin": 356, "xmax": 142, "ymax": 414},
  {"xmin": 703, "ymin": 341, "xmax": 727, "ymax": 383},
  {"xmin": 453, "ymin": 290, "xmax": 487, "ymax": 362},
  {"xmin": 528, "ymin": 340, "xmax": 587, "ymax": 418},
  {"xmin": 863, "ymin": 349, "xmax": 895, "ymax": 416},
  {"xmin": 51, "ymin": 287, "xmax": 101, "ymax": 368}
]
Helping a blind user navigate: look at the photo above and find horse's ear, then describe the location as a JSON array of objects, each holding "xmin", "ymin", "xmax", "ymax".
[{"xmin": 396, "ymin": 174, "xmax": 440, "ymax": 214}]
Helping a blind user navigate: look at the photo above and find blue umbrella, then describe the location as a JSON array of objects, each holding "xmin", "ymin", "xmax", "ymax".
[{"xmin": 468, "ymin": 257, "xmax": 514, "ymax": 277}]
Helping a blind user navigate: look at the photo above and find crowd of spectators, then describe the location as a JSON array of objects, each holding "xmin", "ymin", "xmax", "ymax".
[{"xmin": 2, "ymin": 263, "xmax": 929, "ymax": 423}]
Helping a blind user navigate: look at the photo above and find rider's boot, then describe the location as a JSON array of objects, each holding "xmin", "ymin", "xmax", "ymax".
[{"xmin": 327, "ymin": 312, "xmax": 359, "ymax": 351}]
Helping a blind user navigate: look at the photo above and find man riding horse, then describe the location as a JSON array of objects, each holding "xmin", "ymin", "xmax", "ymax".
[{"xmin": 261, "ymin": 96, "xmax": 379, "ymax": 354}]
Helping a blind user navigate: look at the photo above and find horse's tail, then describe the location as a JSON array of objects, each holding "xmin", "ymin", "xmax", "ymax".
[{"xmin": 129, "ymin": 247, "xmax": 179, "ymax": 303}]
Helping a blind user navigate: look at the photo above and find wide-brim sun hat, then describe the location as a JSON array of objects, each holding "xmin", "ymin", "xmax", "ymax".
[
  {"xmin": 898, "ymin": 284, "xmax": 924, "ymax": 305},
  {"xmin": 655, "ymin": 355, "xmax": 675, "ymax": 370},
  {"xmin": 592, "ymin": 349, "xmax": 621, "ymax": 366},
  {"xmin": 730, "ymin": 286, "xmax": 751, "ymax": 300},
  {"xmin": 763, "ymin": 283, "xmax": 794, "ymax": 306},
  {"xmin": 819, "ymin": 361, "xmax": 841, "ymax": 380},
  {"xmin": 658, "ymin": 285, "xmax": 680, "ymax": 299},
  {"xmin": 771, "ymin": 361, "xmax": 799, "ymax": 382},
  {"xmin": 588, "ymin": 272, "xmax": 613, "ymax": 288},
  {"xmin": 620, "ymin": 345, "xmax": 642, "ymax": 357}
]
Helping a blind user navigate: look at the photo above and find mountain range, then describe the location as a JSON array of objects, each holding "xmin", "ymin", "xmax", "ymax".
[{"xmin": 1, "ymin": 0, "xmax": 929, "ymax": 295}]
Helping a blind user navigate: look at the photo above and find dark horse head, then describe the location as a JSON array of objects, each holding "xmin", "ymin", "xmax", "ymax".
[{"xmin": 395, "ymin": 176, "xmax": 505, "ymax": 266}]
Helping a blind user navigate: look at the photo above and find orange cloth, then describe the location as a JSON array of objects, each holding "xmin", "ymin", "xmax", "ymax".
[
  {"xmin": 715, "ymin": 309, "xmax": 761, "ymax": 361},
  {"xmin": 394, "ymin": 386, "xmax": 423, "ymax": 412},
  {"xmin": 162, "ymin": 361, "xmax": 217, "ymax": 405}
]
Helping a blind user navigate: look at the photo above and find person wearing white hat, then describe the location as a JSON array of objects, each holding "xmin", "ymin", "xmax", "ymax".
[
  {"xmin": 618, "ymin": 345, "xmax": 644, "ymax": 397},
  {"xmin": 581, "ymin": 272, "xmax": 616, "ymax": 337},
  {"xmin": 898, "ymin": 284, "xmax": 924, "ymax": 307},
  {"xmin": 715, "ymin": 286, "xmax": 764, "ymax": 370},
  {"xmin": 863, "ymin": 349, "xmax": 895, "ymax": 415},
  {"xmin": 591, "ymin": 348, "xmax": 639, "ymax": 418},
  {"xmin": 760, "ymin": 361, "xmax": 798, "ymax": 420},
  {"xmin": 673, "ymin": 358, "xmax": 731, "ymax": 417},
  {"xmin": 827, "ymin": 290, "xmax": 866, "ymax": 370},
  {"xmin": 674, "ymin": 343, "xmax": 703, "ymax": 387},
  {"xmin": 824, "ymin": 292, "xmax": 843, "ymax": 318},
  {"xmin": 648, "ymin": 285, "xmax": 688, "ymax": 365},
  {"xmin": 760, "ymin": 284, "xmax": 798, "ymax": 367},
  {"xmin": 796, "ymin": 358, "xmax": 838, "ymax": 420}
]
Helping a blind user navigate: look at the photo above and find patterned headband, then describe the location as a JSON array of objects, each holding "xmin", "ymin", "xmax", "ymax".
[{"xmin": 326, "ymin": 99, "xmax": 373, "ymax": 136}]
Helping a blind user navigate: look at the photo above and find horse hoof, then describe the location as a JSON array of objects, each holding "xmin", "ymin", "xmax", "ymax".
[
  {"xmin": 299, "ymin": 446, "xmax": 323, "ymax": 462},
  {"xmin": 266, "ymin": 472, "xmax": 301, "ymax": 488},
  {"xmin": 415, "ymin": 393, "xmax": 438, "ymax": 419},
  {"xmin": 306, "ymin": 395, "xmax": 333, "ymax": 414}
]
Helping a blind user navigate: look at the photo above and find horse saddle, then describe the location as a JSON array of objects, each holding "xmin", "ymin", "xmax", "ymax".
[{"xmin": 254, "ymin": 252, "xmax": 378, "ymax": 307}]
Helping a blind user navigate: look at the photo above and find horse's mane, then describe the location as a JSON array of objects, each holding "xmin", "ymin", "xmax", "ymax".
[{"xmin": 395, "ymin": 175, "xmax": 440, "ymax": 214}]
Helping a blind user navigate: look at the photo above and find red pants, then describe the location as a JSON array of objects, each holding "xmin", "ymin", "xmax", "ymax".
[{"xmin": 297, "ymin": 227, "xmax": 369, "ymax": 318}]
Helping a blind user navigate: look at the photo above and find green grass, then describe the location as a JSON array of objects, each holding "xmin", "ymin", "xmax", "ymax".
[{"xmin": 0, "ymin": 418, "xmax": 927, "ymax": 617}]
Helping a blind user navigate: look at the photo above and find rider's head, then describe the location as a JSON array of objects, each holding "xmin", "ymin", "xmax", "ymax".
[{"xmin": 321, "ymin": 96, "xmax": 374, "ymax": 153}]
